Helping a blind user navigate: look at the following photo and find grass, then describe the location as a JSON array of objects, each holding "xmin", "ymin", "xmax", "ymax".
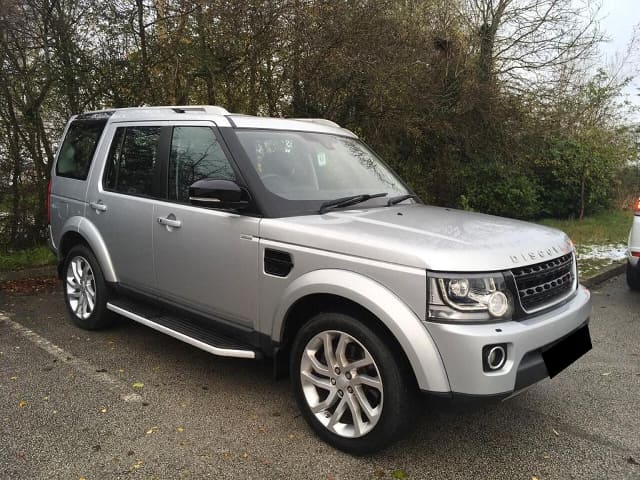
[
  {"xmin": 538, "ymin": 209, "xmax": 632, "ymax": 278},
  {"xmin": 0, "ymin": 245, "xmax": 56, "ymax": 272},
  {"xmin": 538, "ymin": 209, "xmax": 632, "ymax": 245}
]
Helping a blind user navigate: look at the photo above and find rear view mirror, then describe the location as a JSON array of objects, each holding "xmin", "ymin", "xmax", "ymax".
[{"xmin": 188, "ymin": 179, "xmax": 250, "ymax": 210}]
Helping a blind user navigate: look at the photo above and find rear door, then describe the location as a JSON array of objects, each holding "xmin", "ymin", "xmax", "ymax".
[
  {"xmin": 86, "ymin": 122, "xmax": 167, "ymax": 291},
  {"xmin": 152, "ymin": 122, "xmax": 260, "ymax": 329}
]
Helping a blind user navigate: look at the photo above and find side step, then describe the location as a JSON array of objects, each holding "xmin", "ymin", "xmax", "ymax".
[{"xmin": 106, "ymin": 299, "xmax": 259, "ymax": 359}]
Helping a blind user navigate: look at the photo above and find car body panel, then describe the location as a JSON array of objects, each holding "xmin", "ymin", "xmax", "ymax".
[
  {"xmin": 627, "ymin": 213, "xmax": 640, "ymax": 267},
  {"xmin": 265, "ymin": 266, "xmax": 450, "ymax": 392},
  {"xmin": 153, "ymin": 201, "xmax": 260, "ymax": 329},
  {"xmin": 425, "ymin": 285, "xmax": 591, "ymax": 395},
  {"xmin": 56, "ymin": 215, "xmax": 118, "ymax": 283},
  {"xmin": 259, "ymin": 204, "xmax": 573, "ymax": 272}
]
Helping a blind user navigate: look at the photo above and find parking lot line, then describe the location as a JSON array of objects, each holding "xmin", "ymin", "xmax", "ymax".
[{"xmin": 0, "ymin": 311, "xmax": 142, "ymax": 403}]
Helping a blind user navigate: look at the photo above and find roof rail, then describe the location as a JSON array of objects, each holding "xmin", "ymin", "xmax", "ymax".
[
  {"xmin": 80, "ymin": 105, "xmax": 230, "ymax": 117},
  {"xmin": 290, "ymin": 118, "xmax": 341, "ymax": 128},
  {"xmin": 168, "ymin": 105, "xmax": 230, "ymax": 115}
]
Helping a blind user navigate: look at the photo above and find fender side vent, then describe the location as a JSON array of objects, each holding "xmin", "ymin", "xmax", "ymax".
[{"xmin": 264, "ymin": 249, "xmax": 293, "ymax": 277}]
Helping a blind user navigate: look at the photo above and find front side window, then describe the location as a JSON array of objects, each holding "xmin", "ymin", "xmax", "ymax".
[
  {"xmin": 168, "ymin": 127, "xmax": 236, "ymax": 202},
  {"xmin": 104, "ymin": 126, "xmax": 161, "ymax": 196},
  {"xmin": 168, "ymin": 126, "xmax": 236, "ymax": 202},
  {"xmin": 56, "ymin": 120, "xmax": 107, "ymax": 180},
  {"xmin": 236, "ymin": 130, "xmax": 408, "ymax": 203}
]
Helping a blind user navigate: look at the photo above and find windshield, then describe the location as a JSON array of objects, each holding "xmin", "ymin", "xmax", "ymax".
[{"xmin": 235, "ymin": 130, "xmax": 409, "ymax": 204}]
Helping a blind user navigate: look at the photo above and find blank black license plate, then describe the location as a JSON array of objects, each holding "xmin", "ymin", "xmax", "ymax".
[{"xmin": 542, "ymin": 325, "xmax": 592, "ymax": 378}]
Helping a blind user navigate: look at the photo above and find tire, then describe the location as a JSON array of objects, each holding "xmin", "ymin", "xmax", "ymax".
[
  {"xmin": 290, "ymin": 311, "xmax": 417, "ymax": 454},
  {"xmin": 62, "ymin": 244, "xmax": 113, "ymax": 330},
  {"xmin": 626, "ymin": 262, "xmax": 640, "ymax": 291}
]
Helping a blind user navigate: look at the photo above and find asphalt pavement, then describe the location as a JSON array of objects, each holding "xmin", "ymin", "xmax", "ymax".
[{"xmin": 0, "ymin": 274, "xmax": 639, "ymax": 479}]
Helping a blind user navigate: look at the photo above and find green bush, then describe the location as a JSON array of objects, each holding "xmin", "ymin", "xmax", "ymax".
[{"xmin": 458, "ymin": 162, "xmax": 542, "ymax": 219}]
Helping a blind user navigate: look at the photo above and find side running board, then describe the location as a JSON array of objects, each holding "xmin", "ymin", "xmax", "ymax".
[{"xmin": 106, "ymin": 300, "xmax": 259, "ymax": 360}]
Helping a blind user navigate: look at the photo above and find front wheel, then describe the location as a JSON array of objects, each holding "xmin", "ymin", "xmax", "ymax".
[
  {"xmin": 627, "ymin": 262, "xmax": 640, "ymax": 291},
  {"xmin": 290, "ymin": 312, "xmax": 417, "ymax": 454},
  {"xmin": 63, "ymin": 244, "xmax": 113, "ymax": 330}
]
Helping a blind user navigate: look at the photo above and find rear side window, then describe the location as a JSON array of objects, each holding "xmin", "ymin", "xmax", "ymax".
[
  {"xmin": 168, "ymin": 126, "xmax": 236, "ymax": 202},
  {"xmin": 56, "ymin": 120, "xmax": 107, "ymax": 180},
  {"xmin": 104, "ymin": 126, "xmax": 162, "ymax": 197}
]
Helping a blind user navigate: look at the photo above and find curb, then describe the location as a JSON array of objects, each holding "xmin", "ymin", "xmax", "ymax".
[
  {"xmin": 0, "ymin": 265, "xmax": 57, "ymax": 282},
  {"xmin": 581, "ymin": 262, "xmax": 626, "ymax": 289}
]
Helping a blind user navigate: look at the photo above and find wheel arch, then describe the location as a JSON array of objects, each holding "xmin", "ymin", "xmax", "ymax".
[
  {"xmin": 58, "ymin": 216, "xmax": 117, "ymax": 283},
  {"xmin": 272, "ymin": 269, "xmax": 450, "ymax": 392}
]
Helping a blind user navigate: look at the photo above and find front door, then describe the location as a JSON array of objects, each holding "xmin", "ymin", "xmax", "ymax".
[{"xmin": 152, "ymin": 123, "xmax": 260, "ymax": 329}]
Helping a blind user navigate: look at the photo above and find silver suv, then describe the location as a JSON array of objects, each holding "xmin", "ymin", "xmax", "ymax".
[{"xmin": 48, "ymin": 106, "xmax": 592, "ymax": 453}]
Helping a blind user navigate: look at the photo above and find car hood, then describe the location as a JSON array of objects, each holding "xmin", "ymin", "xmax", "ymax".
[{"xmin": 259, "ymin": 204, "xmax": 573, "ymax": 271}]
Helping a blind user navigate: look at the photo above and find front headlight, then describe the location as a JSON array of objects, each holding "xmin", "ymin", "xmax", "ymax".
[{"xmin": 428, "ymin": 272, "xmax": 514, "ymax": 322}]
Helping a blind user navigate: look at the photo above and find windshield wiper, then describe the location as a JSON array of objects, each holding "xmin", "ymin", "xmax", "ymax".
[
  {"xmin": 387, "ymin": 194, "xmax": 418, "ymax": 206},
  {"xmin": 319, "ymin": 192, "xmax": 388, "ymax": 214}
]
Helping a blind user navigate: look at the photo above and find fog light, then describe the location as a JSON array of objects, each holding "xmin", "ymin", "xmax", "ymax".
[{"xmin": 483, "ymin": 344, "xmax": 507, "ymax": 371}]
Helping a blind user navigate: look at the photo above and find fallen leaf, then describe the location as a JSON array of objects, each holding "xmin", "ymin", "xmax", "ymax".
[
  {"xmin": 18, "ymin": 400, "xmax": 27, "ymax": 408},
  {"xmin": 132, "ymin": 382, "xmax": 144, "ymax": 389},
  {"xmin": 80, "ymin": 477, "xmax": 87, "ymax": 480},
  {"xmin": 145, "ymin": 426, "xmax": 158, "ymax": 435},
  {"xmin": 100, "ymin": 407, "xmax": 108, "ymax": 413},
  {"xmin": 391, "ymin": 470, "xmax": 408, "ymax": 480},
  {"xmin": 117, "ymin": 369, "xmax": 125, "ymax": 373},
  {"xmin": 131, "ymin": 460, "xmax": 144, "ymax": 470},
  {"xmin": 532, "ymin": 476, "xmax": 540, "ymax": 480},
  {"xmin": 10, "ymin": 376, "xmax": 17, "ymax": 381},
  {"xmin": 176, "ymin": 427, "xmax": 184, "ymax": 433},
  {"xmin": 242, "ymin": 452, "xmax": 249, "ymax": 459}
]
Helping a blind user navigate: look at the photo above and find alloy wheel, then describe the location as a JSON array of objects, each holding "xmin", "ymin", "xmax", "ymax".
[
  {"xmin": 65, "ymin": 256, "xmax": 96, "ymax": 320},
  {"xmin": 300, "ymin": 330, "xmax": 383, "ymax": 438}
]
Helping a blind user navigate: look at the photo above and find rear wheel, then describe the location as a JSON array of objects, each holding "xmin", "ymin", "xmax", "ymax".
[
  {"xmin": 626, "ymin": 262, "xmax": 640, "ymax": 291},
  {"xmin": 290, "ymin": 311, "xmax": 416, "ymax": 454},
  {"xmin": 63, "ymin": 244, "xmax": 113, "ymax": 330}
]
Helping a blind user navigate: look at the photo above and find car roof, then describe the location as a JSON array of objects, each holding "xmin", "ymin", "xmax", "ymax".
[{"xmin": 74, "ymin": 105, "xmax": 357, "ymax": 138}]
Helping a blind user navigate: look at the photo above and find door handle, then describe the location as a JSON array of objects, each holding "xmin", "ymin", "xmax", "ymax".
[
  {"xmin": 157, "ymin": 216, "xmax": 182, "ymax": 228},
  {"xmin": 90, "ymin": 201, "xmax": 107, "ymax": 212}
]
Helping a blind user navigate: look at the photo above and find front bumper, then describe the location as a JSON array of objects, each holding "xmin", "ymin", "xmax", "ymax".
[{"xmin": 423, "ymin": 285, "xmax": 592, "ymax": 396}]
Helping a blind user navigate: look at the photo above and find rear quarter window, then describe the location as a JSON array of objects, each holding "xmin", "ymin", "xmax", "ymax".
[{"xmin": 56, "ymin": 120, "xmax": 107, "ymax": 180}]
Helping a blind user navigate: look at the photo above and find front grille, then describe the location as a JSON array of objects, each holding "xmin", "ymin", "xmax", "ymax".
[{"xmin": 511, "ymin": 253, "xmax": 575, "ymax": 312}]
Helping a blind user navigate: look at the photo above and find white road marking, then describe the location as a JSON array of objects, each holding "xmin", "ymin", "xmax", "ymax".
[{"xmin": 0, "ymin": 311, "xmax": 142, "ymax": 403}]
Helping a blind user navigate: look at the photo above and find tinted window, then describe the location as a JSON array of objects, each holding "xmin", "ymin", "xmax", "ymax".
[
  {"xmin": 168, "ymin": 126, "xmax": 235, "ymax": 202},
  {"xmin": 56, "ymin": 120, "xmax": 106, "ymax": 179},
  {"xmin": 104, "ymin": 126, "xmax": 161, "ymax": 196}
]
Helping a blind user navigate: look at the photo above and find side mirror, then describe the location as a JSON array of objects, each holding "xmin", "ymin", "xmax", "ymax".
[{"xmin": 188, "ymin": 179, "xmax": 250, "ymax": 210}]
